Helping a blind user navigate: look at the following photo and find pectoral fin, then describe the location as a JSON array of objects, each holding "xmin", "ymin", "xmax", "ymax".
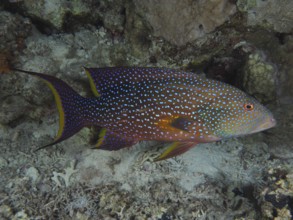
[
  {"xmin": 171, "ymin": 117, "xmax": 194, "ymax": 131},
  {"xmin": 155, "ymin": 142, "xmax": 197, "ymax": 161},
  {"xmin": 94, "ymin": 129, "xmax": 137, "ymax": 151},
  {"xmin": 155, "ymin": 116, "xmax": 194, "ymax": 132}
]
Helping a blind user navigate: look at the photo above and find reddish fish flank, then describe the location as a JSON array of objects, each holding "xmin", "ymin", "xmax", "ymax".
[{"xmin": 13, "ymin": 67, "xmax": 276, "ymax": 160}]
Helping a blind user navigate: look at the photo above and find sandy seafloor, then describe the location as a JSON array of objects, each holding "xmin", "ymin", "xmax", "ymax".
[
  {"xmin": 2, "ymin": 105, "xmax": 293, "ymax": 220},
  {"xmin": 1, "ymin": 1, "xmax": 293, "ymax": 219}
]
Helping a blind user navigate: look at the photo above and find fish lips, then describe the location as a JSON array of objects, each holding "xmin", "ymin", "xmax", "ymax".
[{"xmin": 250, "ymin": 116, "xmax": 276, "ymax": 134}]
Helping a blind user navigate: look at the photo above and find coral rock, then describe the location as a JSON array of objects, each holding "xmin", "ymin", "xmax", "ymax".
[
  {"xmin": 237, "ymin": 0, "xmax": 293, "ymax": 33},
  {"xmin": 132, "ymin": 0, "xmax": 236, "ymax": 46},
  {"xmin": 242, "ymin": 51, "xmax": 277, "ymax": 103}
]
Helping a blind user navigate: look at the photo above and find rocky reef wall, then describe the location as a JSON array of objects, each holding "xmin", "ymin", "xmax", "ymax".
[{"xmin": 0, "ymin": 0, "xmax": 292, "ymax": 219}]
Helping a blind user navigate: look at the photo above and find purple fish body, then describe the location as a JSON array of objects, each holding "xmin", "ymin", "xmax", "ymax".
[{"xmin": 13, "ymin": 67, "xmax": 276, "ymax": 160}]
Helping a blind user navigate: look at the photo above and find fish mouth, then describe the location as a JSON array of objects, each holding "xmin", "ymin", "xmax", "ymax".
[{"xmin": 251, "ymin": 117, "xmax": 276, "ymax": 134}]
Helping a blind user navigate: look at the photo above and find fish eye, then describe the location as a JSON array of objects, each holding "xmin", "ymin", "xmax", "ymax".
[{"xmin": 244, "ymin": 103, "xmax": 254, "ymax": 111}]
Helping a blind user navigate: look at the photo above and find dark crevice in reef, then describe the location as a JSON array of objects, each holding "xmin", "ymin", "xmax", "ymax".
[
  {"xmin": 288, "ymin": 196, "xmax": 293, "ymax": 218},
  {"xmin": 194, "ymin": 47, "xmax": 248, "ymax": 87},
  {"xmin": 7, "ymin": 115, "xmax": 27, "ymax": 129},
  {"xmin": 30, "ymin": 18, "xmax": 58, "ymax": 35},
  {"xmin": 1, "ymin": 1, "xmax": 57, "ymax": 35},
  {"xmin": 274, "ymin": 32, "xmax": 293, "ymax": 45},
  {"xmin": 62, "ymin": 12, "xmax": 104, "ymax": 33},
  {"xmin": 233, "ymin": 185, "xmax": 263, "ymax": 219},
  {"xmin": 1, "ymin": 1, "xmax": 105, "ymax": 35}
]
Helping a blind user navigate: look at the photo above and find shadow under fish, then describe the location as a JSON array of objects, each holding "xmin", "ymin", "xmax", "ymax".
[{"xmin": 12, "ymin": 67, "xmax": 276, "ymax": 161}]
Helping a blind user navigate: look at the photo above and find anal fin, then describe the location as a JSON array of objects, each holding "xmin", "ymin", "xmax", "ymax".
[
  {"xmin": 155, "ymin": 142, "xmax": 197, "ymax": 161},
  {"xmin": 94, "ymin": 129, "xmax": 137, "ymax": 151}
]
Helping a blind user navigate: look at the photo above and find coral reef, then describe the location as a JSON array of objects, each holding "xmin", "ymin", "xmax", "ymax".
[
  {"xmin": 0, "ymin": 0, "xmax": 292, "ymax": 219},
  {"xmin": 132, "ymin": 0, "xmax": 236, "ymax": 46},
  {"xmin": 0, "ymin": 11, "xmax": 31, "ymax": 75},
  {"xmin": 260, "ymin": 167, "xmax": 293, "ymax": 219},
  {"xmin": 241, "ymin": 50, "xmax": 277, "ymax": 103},
  {"xmin": 2, "ymin": 0, "xmax": 126, "ymax": 36},
  {"xmin": 237, "ymin": 0, "xmax": 293, "ymax": 33}
]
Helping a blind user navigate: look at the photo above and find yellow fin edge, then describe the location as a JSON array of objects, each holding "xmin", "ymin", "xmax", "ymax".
[
  {"xmin": 84, "ymin": 68, "xmax": 100, "ymax": 97},
  {"xmin": 43, "ymin": 80, "xmax": 65, "ymax": 140},
  {"xmin": 96, "ymin": 128, "xmax": 107, "ymax": 148},
  {"xmin": 156, "ymin": 142, "xmax": 179, "ymax": 161}
]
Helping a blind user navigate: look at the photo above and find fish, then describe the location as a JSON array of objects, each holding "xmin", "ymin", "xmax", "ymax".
[{"xmin": 12, "ymin": 67, "xmax": 276, "ymax": 160}]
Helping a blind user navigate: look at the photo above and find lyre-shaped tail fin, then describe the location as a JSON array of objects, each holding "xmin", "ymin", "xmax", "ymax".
[{"xmin": 13, "ymin": 68, "xmax": 87, "ymax": 149}]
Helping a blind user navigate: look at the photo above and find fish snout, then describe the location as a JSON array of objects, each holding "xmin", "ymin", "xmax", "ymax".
[
  {"xmin": 269, "ymin": 117, "xmax": 277, "ymax": 127},
  {"xmin": 253, "ymin": 116, "xmax": 276, "ymax": 133}
]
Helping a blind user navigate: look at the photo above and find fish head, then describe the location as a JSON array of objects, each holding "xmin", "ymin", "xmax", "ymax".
[{"xmin": 199, "ymin": 85, "xmax": 276, "ymax": 139}]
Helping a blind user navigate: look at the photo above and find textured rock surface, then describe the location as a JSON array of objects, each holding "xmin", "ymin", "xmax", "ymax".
[
  {"xmin": 0, "ymin": 95, "xmax": 30, "ymax": 124},
  {"xmin": 237, "ymin": 0, "xmax": 293, "ymax": 33},
  {"xmin": 0, "ymin": 0, "xmax": 293, "ymax": 219},
  {"xmin": 242, "ymin": 51, "xmax": 277, "ymax": 103},
  {"xmin": 16, "ymin": 0, "xmax": 91, "ymax": 30},
  {"xmin": 277, "ymin": 35, "xmax": 293, "ymax": 104},
  {"xmin": 3, "ymin": 0, "xmax": 125, "ymax": 33},
  {"xmin": 240, "ymin": 30, "xmax": 293, "ymax": 105},
  {"xmin": 0, "ymin": 11, "xmax": 32, "ymax": 73},
  {"xmin": 133, "ymin": 0, "xmax": 236, "ymax": 46},
  {"xmin": 0, "ymin": 11, "xmax": 31, "ymax": 51}
]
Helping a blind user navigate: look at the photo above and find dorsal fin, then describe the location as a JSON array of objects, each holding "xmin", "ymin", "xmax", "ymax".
[
  {"xmin": 83, "ymin": 67, "xmax": 185, "ymax": 97},
  {"xmin": 84, "ymin": 67, "xmax": 153, "ymax": 96},
  {"xmin": 84, "ymin": 67, "xmax": 100, "ymax": 97}
]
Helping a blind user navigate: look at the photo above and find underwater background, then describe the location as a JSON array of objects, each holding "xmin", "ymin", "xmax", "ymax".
[{"xmin": 0, "ymin": 0, "xmax": 293, "ymax": 219}]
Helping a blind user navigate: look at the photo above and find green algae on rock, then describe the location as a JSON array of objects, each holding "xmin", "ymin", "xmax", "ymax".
[{"xmin": 241, "ymin": 51, "xmax": 278, "ymax": 103}]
